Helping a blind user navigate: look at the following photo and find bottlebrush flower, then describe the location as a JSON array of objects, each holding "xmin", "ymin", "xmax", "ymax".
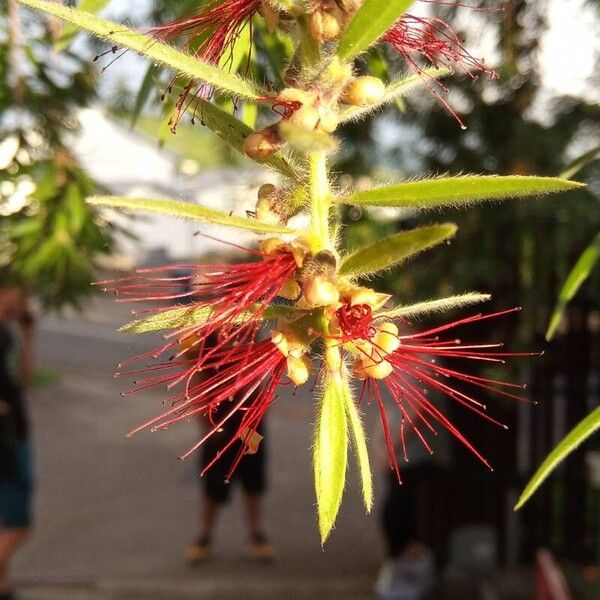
[
  {"xmin": 331, "ymin": 301, "xmax": 537, "ymax": 481},
  {"xmin": 124, "ymin": 332, "xmax": 308, "ymax": 479},
  {"xmin": 100, "ymin": 237, "xmax": 308, "ymax": 373},
  {"xmin": 382, "ymin": 8, "xmax": 497, "ymax": 128}
]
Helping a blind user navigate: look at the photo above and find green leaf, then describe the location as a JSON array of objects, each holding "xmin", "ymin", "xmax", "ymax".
[
  {"xmin": 342, "ymin": 374, "xmax": 373, "ymax": 513},
  {"xmin": 197, "ymin": 100, "xmax": 301, "ymax": 180},
  {"xmin": 339, "ymin": 224, "xmax": 457, "ymax": 277},
  {"xmin": 337, "ymin": 0, "xmax": 413, "ymax": 61},
  {"xmin": 87, "ymin": 196, "xmax": 296, "ymax": 234},
  {"xmin": 378, "ymin": 293, "xmax": 492, "ymax": 320},
  {"xmin": 120, "ymin": 306, "xmax": 213, "ymax": 334},
  {"xmin": 546, "ymin": 231, "xmax": 600, "ymax": 341},
  {"xmin": 120, "ymin": 303, "xmax": 294, "ymax": 334},
  {"xmin": 19, "ymin": 0, "xmax": 261, "ymax": 101},
  {"xmin": 54, "ymin": 0, "xmax": 111, "ymax": 52},
  {"xmin": 130, "ymin": 63, "xmax": 158, "ymax": 129},
  {"xmin": 515, "ymin": 406, "xmax": 600, "ymax": 510},
  {"xmin": 559, "ymin": 145, "xmax": 600, "ymax": 180},
  {"xmin": 314, "ymin": 371, "xmax": 348, "ymax": 544},
  {"xmin": 337, "ymin": 176, "xmax": 585, "ymax": 209},
  {"xmin": 339, "ymin": 67, "xmax": 451, "ymax": 124}
]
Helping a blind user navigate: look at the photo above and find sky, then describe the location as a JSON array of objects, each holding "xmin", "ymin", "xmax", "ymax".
[{"xmin": 96, "ymin": 0, "xmax": 600, "ymax": 105}]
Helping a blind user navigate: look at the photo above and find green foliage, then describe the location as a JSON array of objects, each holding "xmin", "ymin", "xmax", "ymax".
[
  {"xmin": 338, "ymin": 176, "xmax": 584, "ymax": 209},
  {"xmin": 0, "ymin": 12, "xmax": 114, "ymax": 308},
  {"xmin": 87, "ymin": 196, "xmax": 297, "ymax": 234},
  {"xmin": 515, "ymin": 406, "xmax": 600, "ymax": 510},
  {"xmin": 314, "ymin": 370, "xmax": 348, "ymax": 544},
  {"xmin": 546, "ymin": 231, "xmax": 600, "ymax": 340},
  {"xmin": 379, "ymin": 293, "xmax": 492, "ymax": 320},
  {"xmin": 336, "ymin": 0, "xmax": 412, "ymax": 61},
  {"xmin": 343, "ymin": 376, "xmax": 373, "ymax": 513},
  {"xmin": 339, "ymin": 223, "xmax": 457, "ymax": 277}
]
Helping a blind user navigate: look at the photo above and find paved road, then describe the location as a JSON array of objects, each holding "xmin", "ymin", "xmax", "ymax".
[{"xmin": 12, "ymin": 312, "xmax": 384, "ymax": 599}]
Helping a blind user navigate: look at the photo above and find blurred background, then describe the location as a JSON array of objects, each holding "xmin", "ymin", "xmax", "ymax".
[{"xmin": 0, "ymin": 0, "xmax": 599, "ymax": 598}]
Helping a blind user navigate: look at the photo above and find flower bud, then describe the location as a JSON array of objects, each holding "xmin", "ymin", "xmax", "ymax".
[
  {"xmin": 279, "ymin": 279, "xmax": 302, "ymax": 300},
  {"xmin": 341, "ymin": 76, "xmax": 386, "ymax": 106},
  {"xmin": 258, "ymin": 183, "xmax": 277, "ymax": 200},
  {"xmin": 374, "ymin": 322, "xmax": 400, "ymax": 354},
  {"xmin": 287, "ymin": 355, "xmax": 311, "ymax": 386},
  {"xmin": 271, "ymin": 330, "xmax": 289, "ymax": 356},
  {"xmin": 261, "ymin": 237, "xmax": 287, "ymax": 255},
  {"xmin": 309, "ymin": 7, "xmax": 344, "ymax": 42},
  {"xmin": 303, "ymin": 275, "xmax": 340, "ymax": 307},
  {"xmin": 243, "ymin": 127, "xmax": 281, "ymax": 161}
]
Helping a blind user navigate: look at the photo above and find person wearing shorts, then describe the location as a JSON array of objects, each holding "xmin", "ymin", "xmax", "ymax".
[
  {"xmin": 0, "ymin": 283, "xmax": 34, "ymax": 600},
  {"xmin": 185, "ymin": 335, "xmax": 274, "ymax": 563}
]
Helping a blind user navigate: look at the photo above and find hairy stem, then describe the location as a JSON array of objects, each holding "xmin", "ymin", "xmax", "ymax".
[{"xmin": 309, "ymin": 151, "xmax": 331, "ymax": 250}]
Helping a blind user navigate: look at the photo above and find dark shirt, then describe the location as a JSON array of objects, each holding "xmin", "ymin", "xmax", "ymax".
[{"xmin": 0, "ymin": 326, "xmax": 28, "ymax": 440}]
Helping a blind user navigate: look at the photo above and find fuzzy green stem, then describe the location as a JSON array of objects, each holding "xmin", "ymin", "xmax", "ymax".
[{"xmin": 309, "ymin": 151, "xmax": 331, "ymax": 250}]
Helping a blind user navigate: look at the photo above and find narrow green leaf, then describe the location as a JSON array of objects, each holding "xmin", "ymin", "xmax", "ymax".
[
  {"xmin": 197, "ymin": 100, "xmax": 301, "ymax": 180},
  {"xmin": 515, "ymin": 406, "xmax": 600, "ymax": 510},
  {"xmin": 314, "ymin": 371, "xmax": 348, "ymax": 544},
  {"xmin": 378, "ymin": 293, "xmax": 492, "ymax": 320},
  {"xmin": 339, "ymin": 224, "xmax": 457, "ymax": 278},
  {"xmin": 337, "ymin": 0, "xmax": 413, "ymax": 61},
  {"xmin": 54, "ymin": 0, "xmax": 111, "ymax": 52},
  {"xmin": 546, "ymin": 231, "xmax": 600, "ymax": 341},
  {"xmin": 19, "ymin": 0, "xmax": 261, "ymax": 101},
  {"xmin": 120, "ymin": 303, "xmax": 294, "ymax": 334},
  {"xmin": 342, "ymin": 375, "xmax": 373, "ymax": 513},
  {"xmin": 339, "ymin": 67, "xmax": 451, "ymax": 124},
  {"xmin": 559, "ymin": 145, "xmax": 600, "ymax": 180},
  {"xmin": 120, "ymin": 306, "xmax": 213, "ymax": 334},
  {"xmin": 337, "ymin": 176, "xmax": 585, "ymax": 209},
  {"xmin": 87, "ymin": 196, "xmax": 296, "ymax": 234},
  {"xmin": 130, "ymin": 63, "xmax": 158, "ymax": 129}
]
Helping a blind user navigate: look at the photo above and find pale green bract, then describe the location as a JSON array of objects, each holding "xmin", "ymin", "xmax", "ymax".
[{"xmin": 314, "ymin": 371, "xmax": 348, "ymax": 544}]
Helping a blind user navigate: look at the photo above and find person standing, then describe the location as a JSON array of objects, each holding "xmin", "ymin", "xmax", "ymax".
[
  {"xmin": 0, "ymin": 284, "xmax": 34, "ymax": 600},
  {"xmin": 184, "ymin": 333, "xmax": 274, "ymax": 563}
]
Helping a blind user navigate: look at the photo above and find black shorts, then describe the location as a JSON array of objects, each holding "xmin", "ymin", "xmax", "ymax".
[{"xmin": 201, "ymin": 432, "xmax": 267, "ymax": 504}]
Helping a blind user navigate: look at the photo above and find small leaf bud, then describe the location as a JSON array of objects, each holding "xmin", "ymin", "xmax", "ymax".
[
  {"xmin": 243, "ymin": 126, "xmax": 281, "ymax": 161},
  {"xmin": 341, "ymin": 76, "xmax": 386, "ymax": 106}
]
